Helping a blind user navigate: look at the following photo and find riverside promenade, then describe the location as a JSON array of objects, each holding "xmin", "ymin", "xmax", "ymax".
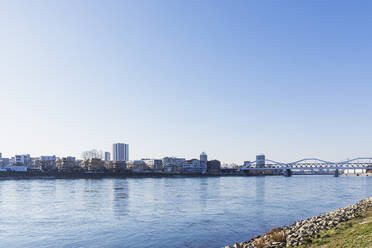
[{"xmin": 225, "ymin": 197, "xmax": 372, "ymax": 248}]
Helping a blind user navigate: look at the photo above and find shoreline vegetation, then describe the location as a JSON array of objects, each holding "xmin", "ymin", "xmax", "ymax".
[{"xmin": 225, "ymin": 197, "xmax": 372, "ymax": 248}]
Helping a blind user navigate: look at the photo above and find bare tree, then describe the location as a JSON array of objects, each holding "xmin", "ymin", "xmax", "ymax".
[{"xmin": 81, "ymin": 149, "xmax": 102, "ymax": 160}]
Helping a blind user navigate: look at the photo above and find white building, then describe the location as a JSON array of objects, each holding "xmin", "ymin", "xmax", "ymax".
[
  {"xmin": 142, "ymin": 159, "xmax": 163, "ymax": 170},
  {"xmin": 162, "ymin": 157, "xmax": 186, "ymax": 167},
  {"xmin": 104, "ymin": 152, "xmax": 111, "ymax": 161},
  {"xmin": 41, "ymin": 156, "xmax": 57, "ymax": 161},
  {"xmin": 14, "ymin": 154, "xmax": 31, "ymax": 166},
  {"xmin": 162, "ymin": 157, "xmax": 186, "ymax": 172},
  {"xmin": 126, "ymin": 160, "xmax": 149, "ymax": 172},
  {"xmin": 183, "ymin": 159, "xmax": 202, "ymax": 174},
  {"xmin": 39, "ymin": 155, "xmax": 57, "ymax": 171},
  {"xmin": 113, "ymin": 143, "xmax": 129, "ymax": 161}
]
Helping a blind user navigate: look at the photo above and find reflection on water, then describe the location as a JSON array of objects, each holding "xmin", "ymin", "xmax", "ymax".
[
  {"xmin": 255, "ymin": 177, "xmax": 265, "ymax": 205},
  {"xmin": 111, "ymin": 179, "xmax": 129, "ymax": 217},
  {"xmin": 0, "ymin": 176, "xmax": 371, "ymax": 248},
  {"xmin": 199, "ymin": 178, "xmax": 209, "ymax": 208}
]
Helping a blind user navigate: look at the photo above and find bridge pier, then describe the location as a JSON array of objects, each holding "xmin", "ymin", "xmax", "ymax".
[
  {"xmin": 334, "ymin": 169, "xmax": 339, "ymax": 177},
  {"xmin": 284, "ymin": 169, "xmax": 292, "ymax": 177}
]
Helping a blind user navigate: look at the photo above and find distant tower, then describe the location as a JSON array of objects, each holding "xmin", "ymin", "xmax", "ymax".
[
  {"xmin": 256, "ymin": 154, "xmax": 265, "ymax": 168},
  {"xmin": 104, "ymin": 152, "xmax": 111, "ymax": 161},
  {"xmin": 113, "ymin": 143, "xmax": 129, "ymax": 161},
  {"xmin": 200, "ymin": 152, "xmax": 208, "ymax": 174}
]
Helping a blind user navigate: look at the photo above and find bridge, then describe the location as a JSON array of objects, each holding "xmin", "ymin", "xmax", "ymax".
[{"xmin": 241, "ymin": 157, "xmax": 372, "ymax": 176}]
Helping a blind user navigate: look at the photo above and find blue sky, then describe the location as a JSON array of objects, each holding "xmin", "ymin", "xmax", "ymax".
[{"xmin": 1, "ymin": 0, "xmax": 372, "ymax": 163}]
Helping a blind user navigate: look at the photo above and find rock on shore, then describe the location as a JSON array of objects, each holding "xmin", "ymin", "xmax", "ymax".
[{"xmin": 225, "ymin": 197, "xmax": 372, "ymax": 248}]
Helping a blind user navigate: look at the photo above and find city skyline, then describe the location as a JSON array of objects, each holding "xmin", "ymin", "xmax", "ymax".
[{"xmin": 1, "ymin": 1, "xmax": 372, "ymax": 163}]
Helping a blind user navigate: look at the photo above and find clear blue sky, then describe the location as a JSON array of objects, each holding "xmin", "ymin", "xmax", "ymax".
[{"xmin": 1, "ymin": 0, "xmax": 372, "ymax": 164}]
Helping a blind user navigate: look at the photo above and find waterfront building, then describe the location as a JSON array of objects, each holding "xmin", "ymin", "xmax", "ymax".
[
  {"xmin": 113, "ymin": 143, "xmax": 129, "ymax": 161},
  {"xmin": 28, "ymin": 157, "xmax": 42, "ymax": 171},
  {"xmin": 207, "ymin": 160, "xmax": 221, "ymax": 174},
  {"xmin": 126, "ymin": 160, "xmax": 149, "ymax": 172},
  {"xmin": 81, "ymin": 158, "xmax": 105, "ymax": 172},
  {"xmin": 38, "ymin": 156, "xmax": 57, "ymax": 171},
  {"xmin": 14, "ymin": 154, "xmax": 31, "ymax": 166},
  {"xmin": 0, "ymin": 157, "xmax": 10, "ymax": 166},
  {"xmin": 104, "ymin": 160, "xmax": 126, "ymax": 172},
  {"xmin": 162, "ymin": 157, "xmax": 186, "ymax": 173},
  {"xmin": 142, "ymin": 159, "xmax": 163, "ymax": 170},
  {"xmin": 104, "ymin": 152, "xmax": 111, "ymax": 161},
  {"xmin": 1, "ymin": 154, "xmax": 28, "ymax": 171},
  {"xmin": 200, "ymin": 152, "xmax": 208, "ymax": 174},
  {"xmin": 56, "ymin": 157, "xmax": 81, "ymax": 172},
  {"xmin": 183, "ymin": 159, "xmax": 202, "ymax": 174},
  {"xmin": 256, "ymin": 154, "xmax": 265, "ymax": 168}
]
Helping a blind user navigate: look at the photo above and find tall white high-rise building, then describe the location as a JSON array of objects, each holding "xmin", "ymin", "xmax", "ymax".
[{"xmin": 113, "ymin": 143, "xmax": 129, "ymax": 161}]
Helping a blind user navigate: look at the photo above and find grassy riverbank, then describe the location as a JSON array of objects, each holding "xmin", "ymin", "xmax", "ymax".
[
  {"xmin": 295, "ymin": 207, "xmax": 372, "ymax": 248},
  {"xmin": 225, "ymin": 197, "xmax": 372, "ymax": 248}
]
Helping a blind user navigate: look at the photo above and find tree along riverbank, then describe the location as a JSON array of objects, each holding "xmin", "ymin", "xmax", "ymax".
[{"xmin": 225, "ymin": 197, "xmax": 372, "ymax": 248}]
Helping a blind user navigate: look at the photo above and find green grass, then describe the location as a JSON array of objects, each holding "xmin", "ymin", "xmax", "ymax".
[{"xmin": 294, "ymin": 208, "xmax": 372, "ymax": 248}]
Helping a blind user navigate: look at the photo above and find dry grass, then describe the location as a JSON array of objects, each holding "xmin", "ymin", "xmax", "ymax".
[
  {"xmin": 296, "ymin": 208, "xmax": 372, "ymax": 248},
  {"xmin": 268, "ymin": 227, "xmax": 286, "ymax": 242},
  {"xmin": 254, "ymin": 238, "xmax": 266, "ymax": 248}
]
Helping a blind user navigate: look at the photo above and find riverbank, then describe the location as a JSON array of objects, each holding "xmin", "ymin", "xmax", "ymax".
[
  {"xmin": 225, "ymin": 197, "xmax": 372, "ymax": 248},
  {"xmin": 0, "ymin": 171, "xmax": 343, "ymax": 180},
  {"xmin": 0, "ymin": 171, "xmax": 217, "ymax": 179},
  {"xmin": 0, "ymin": 171, "xmax": 262, "ymax": 180}
]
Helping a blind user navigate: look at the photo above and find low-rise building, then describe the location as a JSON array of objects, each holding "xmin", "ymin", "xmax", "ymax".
[
  {"xmin": 162, "ymin": 157, "xmax": 185, "ymax": 173},
  {"xmin": 14, "ymin": 154, "xmax": 31, "ymax": 167},
  {"xmin": 28, "ymin": 157, "xmax": 42, "ymax": 171},
  {"xmin": 81, "ymin": 158, "xmax": 105, "ymax": 172},
  {"xmin": 56, "ymin": 157, "xmax": 81, "ymax": 172},
  {"xmin": 183, "ymin": 159, "xmax": 202, "ymax": 174},
  {"xmin": 207, "ymin": 160, "xmax": 221, "ymax": 174},
  {"xmin": 104, "ymin": 160, "xmax": 126, "ymax": 172},
  {"xmin": 126, "ymin": 160, "xmax": 150, "ymax": 172},
  {"xmin": 38, "ymin": 156, "xmax": 57, "ymax": 171},
  {"xmin": 142, "ymin": 159, "xmax": 163, "ymax": 170},
  {"xmin": 0, "ymin": 157, "xmax": 10, "ymax": 166}
]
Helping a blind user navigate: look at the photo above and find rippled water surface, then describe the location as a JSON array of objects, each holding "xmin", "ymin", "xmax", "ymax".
[{"xmin": 0, "ymin": 176, "xmax": 371, "ymax": 248}]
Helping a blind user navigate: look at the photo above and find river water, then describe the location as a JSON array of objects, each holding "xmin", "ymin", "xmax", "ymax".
[{"xmin": 0, "ymin": 176, "xmax": 371, "ymax": 248}]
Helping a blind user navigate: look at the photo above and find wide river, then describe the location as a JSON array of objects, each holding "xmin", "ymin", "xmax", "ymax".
[{"xmin": 0, "ymin": 176, "xmax": 371, "ymax": 248}]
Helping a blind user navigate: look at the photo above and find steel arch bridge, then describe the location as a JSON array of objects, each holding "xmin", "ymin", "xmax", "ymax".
[{"xmin": 241, "ymin": 157, "xmax": 372, "ymax": 170}]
